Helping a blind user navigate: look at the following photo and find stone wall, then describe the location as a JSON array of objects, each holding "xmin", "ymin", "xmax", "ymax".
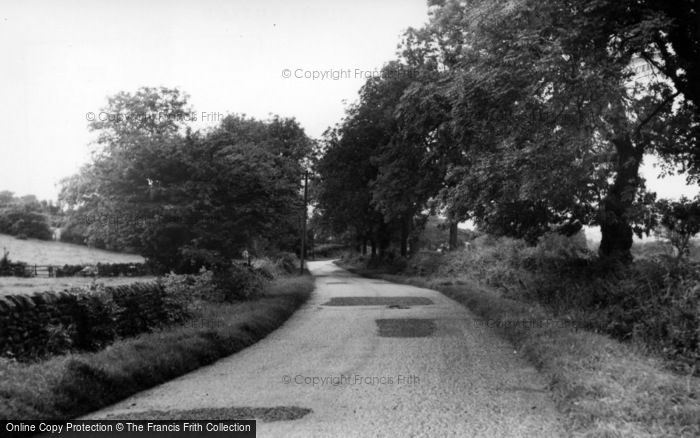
[{"xmin": 0, "ymin": 282, "xmax": 188, "ymax": 359}]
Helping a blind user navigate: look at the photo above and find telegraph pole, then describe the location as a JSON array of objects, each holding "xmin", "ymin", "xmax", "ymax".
[{"xmin": 300, "ymin": 170, "xmax": 309, "ymax": 275}]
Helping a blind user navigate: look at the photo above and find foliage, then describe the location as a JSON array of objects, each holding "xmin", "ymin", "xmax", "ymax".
[
  {"xmin": 214, "ymin": 264, "xmax": 268, "ymax": 301},
  {"xmin": 0, "ymin": 192, "xmax": 52, "ymax": 240},
  {"xmin": 52, "ymin": 263, "xmax": 150, "ymax": 277},
  {"xmin": 59, "ymin": 87, "xmax": 312, "ymax": 272},
  {"xmin": 655, "ymin": 195, "xmax": 700, "ymax": 260},
  {"xmin": 318, "ymin": 0, "xmax": 699, "ymax": 261},
  {"xmin": 159, "ymin": 262, "xmax": 270, "ymax": 303},
  {"xmin": 315, "ymin": 62, "xmax": 444, "ymax": 256},
  {"xmin": 0, "ymin": 249, "xmax": 29, "ymax": 277},
  {"xmin": 265, "ymin": 252, "xmax": 299, "ymax": 275}
]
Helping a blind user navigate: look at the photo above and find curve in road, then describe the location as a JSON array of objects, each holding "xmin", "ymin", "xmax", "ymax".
[{"xmin": 88, "ymin": 260, "xmax": 565, "ymax": 437}]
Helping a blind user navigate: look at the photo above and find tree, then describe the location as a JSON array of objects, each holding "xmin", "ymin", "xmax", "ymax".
[
  {"xmin": 395, "ymin": 0, "xmax": 690, "ymax": 260},
  {"xmin": 0, "ymin": 192, "xmax": 52, "ymax": 240},
  {"xmin": 656, "ymin": 196, "xmax": 700, "ymax": 260},
  {"xmin": 61, "ymin": 87, "xmax": 311, "ymax": 271},
  {"xmin": 316, "ymin": 120, "xmax": 384, "ymax": 255},
  {"xmin": 316, "ymin": 62, "xmax": 450, "ymax": 257}
]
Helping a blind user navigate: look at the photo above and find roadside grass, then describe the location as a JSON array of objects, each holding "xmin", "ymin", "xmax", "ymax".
[
  {"xmin": 0, "ymin": 276, "xmax": 157, "ymax": 296},
  {"xmin": 338, "ymin": 261, "xmax": 700, "ymax": 438},
  {"xmin": 0, "ymin": 233, "xmax": 144, "ymax": 265},
  {"xmin": 0, "ymin": 275, "xmax": 314, "ymax": 420}
]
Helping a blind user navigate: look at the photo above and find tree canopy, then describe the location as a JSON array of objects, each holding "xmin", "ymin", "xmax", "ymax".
[
  {"xmin": 315, "ymin": 0, "xmax": 699, "ymax": 260},
  {"xmin": 60, "ymin": 87, "xmax": 311, "ymax": 272}
]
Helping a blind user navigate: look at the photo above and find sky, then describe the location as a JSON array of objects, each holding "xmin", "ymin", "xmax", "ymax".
[
  {"xmin": 0, "ymin": 0, "xmax": 698, "ymax": 204},
  {"xmin": 0, "ymin": 0, "xmax": 430, "ymax": 200}
]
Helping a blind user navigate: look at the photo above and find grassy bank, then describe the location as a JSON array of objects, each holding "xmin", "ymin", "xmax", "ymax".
[
  {"xmin": 339, "ymin": 260, "xmax": 700, "ymax": 437},
  {"xmin": 0, "ymin": 275, "xmax": 314, "ymax": 420}
]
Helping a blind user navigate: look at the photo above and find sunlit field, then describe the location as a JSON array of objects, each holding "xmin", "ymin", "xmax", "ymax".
[{"xmin": 0, "ymin": 233, "xmax": 144, "ymax": 265}]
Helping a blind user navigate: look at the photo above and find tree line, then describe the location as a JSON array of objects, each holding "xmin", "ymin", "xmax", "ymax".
[
  {"xmin": 315, "ymin": 0, "xmax": 700, "ymax": 261},
  {"xmin": 0, "ymin": 192, "xmax": 59, "ymax": 240}
]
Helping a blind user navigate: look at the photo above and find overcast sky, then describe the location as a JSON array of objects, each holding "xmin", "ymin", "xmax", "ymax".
[{"xmin": 0, "ymin": 0, "xmax": 698, "ymax": 202}]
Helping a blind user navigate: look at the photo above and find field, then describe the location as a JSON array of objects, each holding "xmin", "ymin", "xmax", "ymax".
[
  {"xmin": 0, "ymin": 233, "xmax": 150, "ymax": 296},
  {"xmin": 0, "ymin": 234, "xmax": 144, "ymax": 265}
]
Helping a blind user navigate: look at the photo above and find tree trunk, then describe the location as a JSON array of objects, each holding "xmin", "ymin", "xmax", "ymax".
[
  {"xmin": 362, "ymin": 238, "xmax": 368, "ymax": 255},
  {"xmin": 377, "ymin": 222, "xmax": 391, "ymax": 257},
  {"xmin": 400, "ymin": 217, "xmax": 409, "ymax": 257},
  {"xmin": 599, "ymin": 135, "xmax": 642, "ymax": 261},
  {"xmin": 448, "ymin": 221, "xmax": 459, "ymax": 251},
  {"xmin": 371, "ymin": 240, "xmax": 377, "ymax": 257}
]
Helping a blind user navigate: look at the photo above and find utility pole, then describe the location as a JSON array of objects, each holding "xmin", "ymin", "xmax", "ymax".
[{"xmin": 300, "ymin": 170, "xmax": 309, "ymax": 275}]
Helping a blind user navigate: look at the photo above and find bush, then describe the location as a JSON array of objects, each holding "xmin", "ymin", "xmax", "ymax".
[
  {"xmin": 54, "ymin": 263, "xmax": 150, "ymax": 277},
  {"xmin": 55, "ymin": 265, "xmax": 87, "ymax": 277},
  {"xmin": 312, "ymin": 243, "xmax": 349, "ymax": 259},
  {"xmin": 215, "ymin": 264, "xmax": 268, "ymax": 301},
  {"xmin": 96, "ymin": 263, "xmax": 151, "ymax": 277},
  {"xmin": 71, "ymin": 288, "xmax": 119, "ymax": 350},
  {"xmin": 0, "ymin": 249, "xmax": 29, "ymax": 277},
  {"xmin": 269, "ymin": 252, "xmax": 299, "ymax": 274},
  {"xmin": 0, "ymin": 208, "xmax": 52, "ymax": 240},
  {"xmin": 159, "ymin": 264, "xmax": 270, "ymax": 303},
  {"xmin": 159, "ymin": 268, "xmax": 221, "ymax": 302}
]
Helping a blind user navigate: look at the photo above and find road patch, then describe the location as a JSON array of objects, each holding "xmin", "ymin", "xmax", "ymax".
[
  {"xmin": 103, "ymin": 406, "xmax": 312, "ymax": 422},
  {"xmin": 376, "ymin": 318, "xmax": 436, "ymax": 337},
  {"xmin": 324, "ymin": 296, "xmax": 433, "ymax": 306}
]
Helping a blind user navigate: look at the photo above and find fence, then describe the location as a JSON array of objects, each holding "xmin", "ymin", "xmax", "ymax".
[
  {"xmin": 2, "ymin": 263, "xmax": 149, "ymax": 278},
  {"xmin": 20, "ymin": 265, "xmax": 62, "ymax": 277}
]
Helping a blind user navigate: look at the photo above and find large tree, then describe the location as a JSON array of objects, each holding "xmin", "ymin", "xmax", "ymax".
[
  {"xmin": 61, "ymin": 87, "xmax": 311, "ymax": 271},
  {"xmin": 395, "ymin": 0, "xmax": 689, "ymax": 259}
]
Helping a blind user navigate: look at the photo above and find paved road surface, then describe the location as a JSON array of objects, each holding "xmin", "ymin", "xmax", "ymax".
[{"xmin": 89, "ymin": 260, "xmax": 565, "ymax": 437}]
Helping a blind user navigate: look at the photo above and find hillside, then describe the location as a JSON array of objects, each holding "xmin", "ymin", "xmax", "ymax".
[{"xmin": 0, "ymin": 234, "xmax": 144, "ymax": 265}]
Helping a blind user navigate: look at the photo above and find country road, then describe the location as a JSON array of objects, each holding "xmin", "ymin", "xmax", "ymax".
[{"xmin": 88, "ymin": 260, "xmax": 565, "ymax": 437}]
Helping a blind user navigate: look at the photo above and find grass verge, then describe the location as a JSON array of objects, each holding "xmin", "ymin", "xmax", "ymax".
[
  {"xmin": 0, "ymin": 275, "xmax": 314, "ymax": 421},
  {"xmin": 338, "ymin": 261, "xmax": 700, "ymax": 438}
]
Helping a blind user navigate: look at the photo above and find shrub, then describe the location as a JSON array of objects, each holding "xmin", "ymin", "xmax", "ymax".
[
  {"xmin": 71, "ymin": 288, "xmax": 119, "ymax": 351},
  {"xmin": 0, "ymin": 249, "xmax": 29, "ymax": 277},
  {"xmin": 54, "ymin": 263, "xmax": 150, "ymax": 278},
  {"xmin": 159, "ymin": 264, "xmax": 270, "ymax": 303},
  {"xmin": 214, "ymin": 264, "xmax": 268, "ymax": 301},
  {"xmin": 55, "ymin": 265, "xmax": 88, "ymax": 277},
  {"xmin": 270, "ymin": 252, "xmax": 299, "ymax": 274},
  {"xmin": 44, "ymin": 323, "xmax": 76, "ymax": 354},
  {"xmin": 312, "ymin": 243, "xmax": 349, "ymax": 259},
  {"xmin": 655, "ymin": 196, "xmax": 700, "ymax": 261},
  {"xmin": 159, "ymin": 268, "xmax": 221, "ymax": 302},
  {"xmin": 0, "ymin": 208, "xmax": 52, "ymax": 240}
]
